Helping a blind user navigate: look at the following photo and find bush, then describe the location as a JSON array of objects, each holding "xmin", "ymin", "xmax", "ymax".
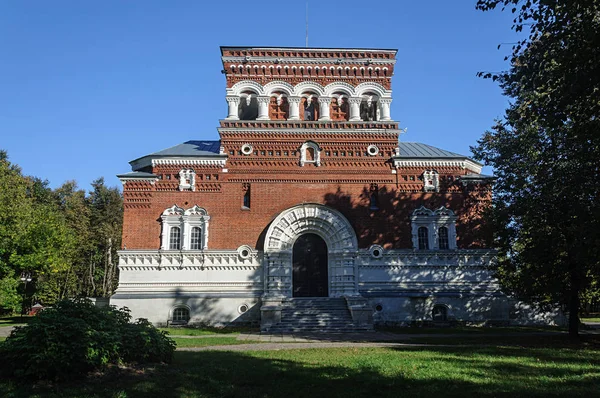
[{"xmin": 0, "ymin": 299, "xmax": 175, "ymax": 381}]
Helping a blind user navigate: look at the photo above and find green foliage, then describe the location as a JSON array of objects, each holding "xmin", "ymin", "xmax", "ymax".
[
  {"xmin": 473, "ymin": 1, "xmax": 600, "ymax": 335},
  {"xmin": 0, "ymin": 299, "xmax": 175, "ymax": 382},
  {"xmin": 0, "ymin": 151, "xmax": 123, "ymax": 313}
]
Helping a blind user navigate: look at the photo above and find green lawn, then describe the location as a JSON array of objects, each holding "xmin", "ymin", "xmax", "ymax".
[
  {"xmin": 0, "ymin": 316, "xmax": 33, "ymax": 326},
  {"xmin": 1, "ymin": 339, "xmax": 598, "ymax": 397},
  {"xmin": 171, "ymin": 336, "xmax": 257, "ymax": 348},
  {"xmin": 582, "ymin": 317, "xmax": 600, "ymax": 323}
]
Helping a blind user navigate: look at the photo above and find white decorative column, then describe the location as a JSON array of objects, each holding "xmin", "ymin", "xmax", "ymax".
[
  {"xmin": 318, "ymin": 97, "xmax": 332, "ymax": 121},
  {"xmin": 349, "ymin": 97, "xmax": 362, "ymax": 121},
  {"xmin": 379, "ymin": 98, "xmax": 392, "ymax": 121},
  {"xmin": 225, "ymin": 96, "xmax": 240, "ymax": 120},
  {"xmin": 287, "ymin": 96, "xmax": 301, "ymax": 120},
  {"xmin": 257, "ymin": 96, "xmax": 271, "ymax": 120}
]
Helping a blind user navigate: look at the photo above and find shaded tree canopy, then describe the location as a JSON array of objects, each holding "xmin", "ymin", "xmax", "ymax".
[{"xmin": 473, "ymin": 0, "xmax": 600, "ymax": 336}]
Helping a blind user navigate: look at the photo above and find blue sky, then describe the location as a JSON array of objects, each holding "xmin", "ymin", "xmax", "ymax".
[{"xmin": 0, "ymin": 1, "xmax": 518, "ymax": 190}]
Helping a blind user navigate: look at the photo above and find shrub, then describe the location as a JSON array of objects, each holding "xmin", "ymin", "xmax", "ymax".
[{"xmin": 0, "ymin": 299, "xmax": 175, "ymax": 381}]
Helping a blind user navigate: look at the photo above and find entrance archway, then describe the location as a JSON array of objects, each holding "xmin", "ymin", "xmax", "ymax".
[
  {"xmin": 263, "ymin": 203, "xmax": 358, "ymax": 298},
  {"xmin": 293, "ymin": 233, "xmax": 328, "ymax": 297}
]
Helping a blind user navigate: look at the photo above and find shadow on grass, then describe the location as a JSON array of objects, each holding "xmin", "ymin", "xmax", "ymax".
[
  {"xmin": 2, "ymin": 344, "xmax": 599, "ymax": 398},
  {"xmin": 0, "ymin": 316, "xmax": 33, "ymax": 326}
]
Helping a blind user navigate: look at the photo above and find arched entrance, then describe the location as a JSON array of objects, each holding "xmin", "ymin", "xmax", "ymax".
[
  {"xmin": 293, "ymin": 233, "xmax": 328, "ymax": 297},
  {"xmin": 263, "ymin": 203, "xmax": 358, "ymax": 298}
]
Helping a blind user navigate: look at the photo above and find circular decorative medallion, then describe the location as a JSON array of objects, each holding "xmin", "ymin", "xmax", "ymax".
[
  {"xmin": 241, "ymin": 144, "xmax": 253, "ymax": 155},
  {"xmin": 367, "ymin": 145, "xmax": 379, "ymax": 156}
]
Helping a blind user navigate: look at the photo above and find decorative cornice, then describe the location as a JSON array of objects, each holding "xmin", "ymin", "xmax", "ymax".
[
  {"xmin": 119, "ymin": 177, "xmax": 158, "ymax": 184},
  {"xmin": 393, "ymin": 159, "xmax": 483, "ymax": 174},
  {"xmin": 219, "ymin": 120, "xmax": 399, "ymax": 130},
  {"xmin": 151, "ymin": 158, "xmax": 227, "ymax": 167}
]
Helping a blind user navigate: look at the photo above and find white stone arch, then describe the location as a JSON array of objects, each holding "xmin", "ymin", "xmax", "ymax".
[
  {"xmin": 263, "ymin": 81, "xmax": 294, "ymax": 96},
  {"xmin": 263, "ymin": 204, "xmax": 359, "ymax": 298},
  {"xmin": 323, "ymin": 82, "xmax": 355, "ymax": 97},
  {"xmin": 354, "ymin": 82, "xmax": 389, "ymax": 98},
  {"xmin": 229, "ymin": 80, "xmax": 265, "ymax": 96},
  {"xmin": 264, "ymin": 204, "xmax": 357, "ymax": 254},
  {"xmin": 293, "ymin": 81, "xmax": 325, "ymax": 97}
]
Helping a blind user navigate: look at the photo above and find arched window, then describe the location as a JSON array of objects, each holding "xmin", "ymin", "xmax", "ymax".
[
  {"xmin": 438, "ymin": 226, "xmax": 449, "ymax": 250},
  {"xmin": 432, "ymin": 305, "xmax": 448, "ymax": 322},
  {"xmin": 360, "ymin": 94, "xmax": 379, "ymax": 121},
  {"xmin": 418, "ymin": 227, "xmax": 429, "ymax": 250},
  {"xmin": 172, "ymin": 307, "xmax": 190, "ymax": 324},
  {"xmin": 238, "ymin": 93, "xmax": 259, "ymax": 120},
  {"xmin": 330, "ymin": 94, "xmax": 349, "ymax": 121},
  {"xmin": 169, "ymin": 227, "xmax": 181, "ymax": 250},
  {"xmin": 190, "ymin": 227, "xmax": 202, "ymax": 250},
  {"xmin": 268, "ymin": 93, "xmax": 289, "ymax": 120},
  {"xmin": 301, "ymin": 95, "xmax": 319, "ymax": 121}
]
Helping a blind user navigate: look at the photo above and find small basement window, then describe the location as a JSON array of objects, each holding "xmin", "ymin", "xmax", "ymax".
[{"xmin": 172, "ymin": 307, "xmax": 190, "ymax": 324}]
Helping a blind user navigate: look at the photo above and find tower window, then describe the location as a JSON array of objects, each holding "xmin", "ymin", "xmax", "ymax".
[
  {"xmin": 169, "ymin": 227, "xmax": 181, "ymax": 250},
  {"xmin": 418, "ymin": 227, "xmax": 429, "ymax": 250}
]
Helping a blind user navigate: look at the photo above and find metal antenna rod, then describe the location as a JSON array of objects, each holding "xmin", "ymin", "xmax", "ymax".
[{"xmin": 305, "ymin": 2, "xmax": 309, "ymax": 47}]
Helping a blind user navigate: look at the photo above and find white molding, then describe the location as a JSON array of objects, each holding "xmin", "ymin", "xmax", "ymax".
[
  {"xmin": 151, "ymin": 158, "xmax": 227, "ymax": 167},
  {"xmin": 222, "ymin": 56, "xmax": 397, "ymax": 66},
  {"xmin": 119, "ymin": 177, "xmax": 158, "ymax": 184},
  {"xmin": 393, "ymin": 159, "xmax": 483, "ymax": 174}
]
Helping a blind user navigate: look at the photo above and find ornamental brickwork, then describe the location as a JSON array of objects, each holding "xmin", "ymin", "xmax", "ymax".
[{"xmin": 119, "ymin": 46, "xmax": 492, "ymax": 253}]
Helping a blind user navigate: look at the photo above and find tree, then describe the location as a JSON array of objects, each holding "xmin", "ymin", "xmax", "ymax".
[
  {"xmin": 0, "ymin": 152, "xmax": 75, "ymax": 313},
  {"xmin": 473, "ymin": 0, "xmax": 600, "ymax": 337}
]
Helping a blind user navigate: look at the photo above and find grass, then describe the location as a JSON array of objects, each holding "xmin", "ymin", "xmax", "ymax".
[
  {"xmin": 1, "ymin": 336, "xmax": 599, "ymax": 397},
  {"xmin": 171, "ymin": 336, "xmax": 257, "ymax": 348},
  {"xmin": 159, "ymin": 326, "xmax": 257, "ymax": 336},
  {"xmin": 582, "ymin": 317, "xmax": 600, "ymax": 323},
  {"xmin": 0, "ymin": 316, "xmax": 33, "ymax": 326}
]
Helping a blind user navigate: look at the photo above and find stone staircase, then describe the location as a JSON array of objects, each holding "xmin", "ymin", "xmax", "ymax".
[{"xmin": 263, "ymin": 297, "xmax": 374, "ymax": 333}]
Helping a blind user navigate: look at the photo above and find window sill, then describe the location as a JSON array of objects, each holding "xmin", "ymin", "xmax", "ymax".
[{"xmin": 241, "ymin": 206, "xmax": 251, "ymax": 211}]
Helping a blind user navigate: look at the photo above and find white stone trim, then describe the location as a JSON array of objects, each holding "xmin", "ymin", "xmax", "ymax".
[
  {"xmin": 119, "ymin": 177, "xmax": 158, "ymax": 184},
  {"xmin": 423, "ymin": 170, "xmax": 439, "ymax": 192},
  {"xmin": 299, "ymin": 141, "xmax": 322, "ymax": 167},
  {"xmin": 410, "ymin": 206, "xmax": 457, "ymax": 251},
  {"xmin": 263, "ymin": 81, "xmax": 295, "ymax": 96},
  {"xmin": 160, "ymin": 205, "xmax": 210, "ymax": 251},
  {"xmin": 293, "ymin": 81, "xmax": 326, "ymax": 96},
  {"xmin": 178, "ymin": 169, "xmax": 196, "ymax": 191},
  {"xmin": 393, "ymin": 159, "xmax": 483, "ymax": 174},
  {"xmin": 222, "ymin": 56, "xmax": 397, "ymax": 66},
  {"xmin": 151, "ymin": 158, "xmax": 227, "ymax": 167}
]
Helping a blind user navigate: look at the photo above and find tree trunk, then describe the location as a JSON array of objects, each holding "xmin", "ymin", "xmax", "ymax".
[{"xmin": 568, "ymin": 260, "xmax": 580, "ymax": 338}]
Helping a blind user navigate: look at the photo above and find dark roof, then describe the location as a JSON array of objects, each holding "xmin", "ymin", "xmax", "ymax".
[
  {"xmin": 147, "ymin": 140, "xmax": 222, "ymax": 157},
  {"xmin": 116, "ymin": 171, "xmax": 158, "ymax": 179},
  {"xmin": 396, "ymin": 142, "xmax": 466, "ymax": 159}
]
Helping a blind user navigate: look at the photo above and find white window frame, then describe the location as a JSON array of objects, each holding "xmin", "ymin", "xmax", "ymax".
[
  {"xmin": 178, "ymin": 169, "xmax": 196, "ymax": 191},
  {"xmin": 411, "ymin": 206, "xmax": 457, "ymax": 250},
  {"xmin": 161, "ymin": 205, "xmax": 210, "ymax": 250},
  {"xmin": 423, "ymin": 170, "xmax": 439, "ymax": 192},
  {"xmin": 299, "ymin": 141, "xmax": 321, "ymax": 167}
]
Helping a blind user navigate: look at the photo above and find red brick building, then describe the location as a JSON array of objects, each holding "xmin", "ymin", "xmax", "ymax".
[{"xmin": 112, "ymin": 47, "xmax": 504, "ymax": 330}]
